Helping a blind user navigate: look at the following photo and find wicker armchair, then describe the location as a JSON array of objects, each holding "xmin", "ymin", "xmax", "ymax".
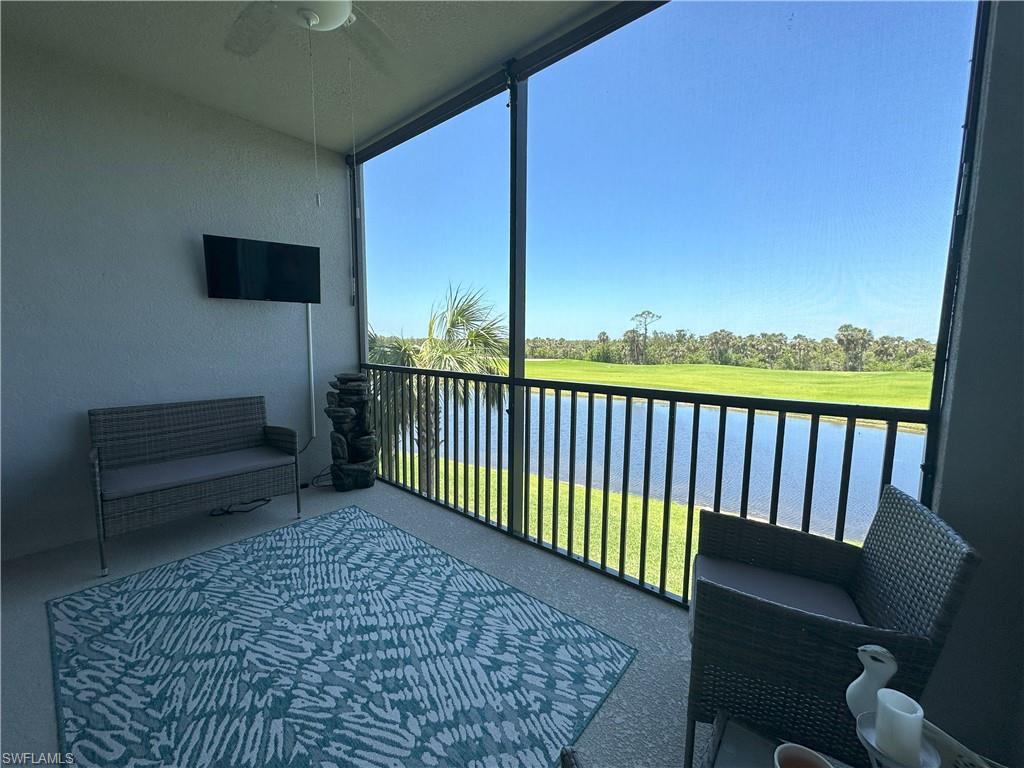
[{"xmin": 684, "ymin": 485, "xmax": 978, "ymax": 768}]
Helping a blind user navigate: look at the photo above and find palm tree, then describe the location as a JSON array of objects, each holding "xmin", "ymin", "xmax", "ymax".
[{"xmin": 369, "ymin": 286, "xmax": 507, "ymax": 494}]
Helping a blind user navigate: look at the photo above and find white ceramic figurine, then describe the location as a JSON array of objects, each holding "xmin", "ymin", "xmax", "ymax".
[{"xmin": 846, "ymin": 644, "xmax": 898, "ymax": 718}]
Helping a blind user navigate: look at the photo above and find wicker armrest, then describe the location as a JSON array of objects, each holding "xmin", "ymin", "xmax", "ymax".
[
  {"xmin": 691, "ymin": 577, "xmax": 934, "ymax": 702},
  {"xmin": 698, "ymin": 509, "xmax": 861, "ymax": 586},
  {"xmin": 264, "ymin": 425, "xmax": 298, "ymax": 456}
]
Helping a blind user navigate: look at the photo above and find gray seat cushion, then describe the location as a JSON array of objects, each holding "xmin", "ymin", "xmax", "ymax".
[
  {"xmin": 102, "ymin": 446, "xmax": 293, "ymax": 500},
  {"xmin": 691, "ymin": 554, "xmax": 864, "ymax": 636}
]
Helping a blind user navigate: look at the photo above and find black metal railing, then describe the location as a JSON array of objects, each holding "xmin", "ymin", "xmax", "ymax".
[{"xmin": 363, "ymin": 362, "xmax": 932, "ymax": 606}]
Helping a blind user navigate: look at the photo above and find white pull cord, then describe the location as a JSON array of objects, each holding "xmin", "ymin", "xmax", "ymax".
[
  {"xmin": 348, "ymin": 53, "xmax": 358, "ymax": 308},
  {"xmin": 307, "ymin": 22, "xmax": 321, "ymax": 208},
  {"xmin": 348, "ymin": 54, "xmax": 357, "ymax": 167}
]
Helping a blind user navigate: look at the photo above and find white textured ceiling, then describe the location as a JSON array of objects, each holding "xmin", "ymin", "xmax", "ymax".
[{"xmin": 1, "ymin": 1, "xmax": 612, "ymax": 154}]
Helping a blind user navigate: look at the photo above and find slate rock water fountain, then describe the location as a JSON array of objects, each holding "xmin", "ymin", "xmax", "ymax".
[{"xmin": 324, "ymin": 373, "xmax": 377, "ymax": 491}]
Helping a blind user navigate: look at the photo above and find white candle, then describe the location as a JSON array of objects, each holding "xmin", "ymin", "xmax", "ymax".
[{"xmin": 875, "ymin": 688, "xmax": 924, "ymax": 767}]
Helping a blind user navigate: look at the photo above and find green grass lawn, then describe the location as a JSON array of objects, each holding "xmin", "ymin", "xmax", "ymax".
[
  {"xmin": 382, "ymin": 453, "xmax": 867, "ymax": 594},
  {"xmin": 385, "ymin": 455, "xmax": 698, "ymax": 597},
  {"xmin": 524, "ymin": 360, "xmax": 931, "ymax": 409}
]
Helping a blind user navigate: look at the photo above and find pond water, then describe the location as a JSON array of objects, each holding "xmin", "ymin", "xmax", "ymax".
[{"xmin": 432, "ymin": 389, "xmax": 925, "ymax": 544}]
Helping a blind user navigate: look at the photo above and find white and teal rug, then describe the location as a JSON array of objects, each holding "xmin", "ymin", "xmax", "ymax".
[{"xmin": 48, "ymin": 506, "xmax": 635, "ymax": 767}]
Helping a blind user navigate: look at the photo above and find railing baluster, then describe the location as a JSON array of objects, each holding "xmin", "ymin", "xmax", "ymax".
[
  {"xmin": 389, "ymin": 371, "xmax": 396, "ymax": 483},
  {"xmin": 411, "ymin": 374, "xmax": 418, "ymax": 493},
  {"xmin": 390, "ymin": 371, "xmax": 398, "ymax": 483},
  {"xmin": 452, "ymin": 377, "xmax": 459, "ymax": 510},
  {"xmin": 463, "ymin": 379, "xmax": 470, "ymax": 514},
  {"xmin": 397, "ymin": 372, "xmax": 404, "ymax": 487},
  {"xmin": 485, "ymin": 385, "xmax": 492, "ymax": 523},
  {"xmin": 682, "ymin": 403, "xmax": 701, "ymax": 599},
  {"xmin": 769, "ymin": 410, "xmax": 787, "ymax": 525},
  {"xmin": 400, "ymin": 372, "xmax": 408, "ymax": 487},
  {"xmin": 371, "ymin": 370, "xmax": 380, "ymax": 476},
  {"xmin": 377, "ymin": 370, "xmax": 385, "ymax": 480},
  {"xmin": 584, "ymin": 393, "xmax": 594, "ymax": 562},
  {"xmin": 740, "ymin": 408, "xmax": 754, "ymax": 517},
  {"xmin": 600, "ymin": 394, "xmax": 613, "ymax": 571},
  {"xmin": 474, "ymin": 380, "xmax": 481, "ymax": 518},
  {"xmin": 433, "ymin": 375, "xmax": 440, "ymax": 501},
  {"xmin": 713, "ymin": 405, "xmax": 727, "ymax": 512},
  {"xmin": 443, "ymin": 377, "xmax": 451, "ymax": 506},
  {"xmin": 384, "ymin": 371, "xmax": 391, "ymax": 480},
  {"xmin": 497, "ymin": 386, "xmax": 504, "ymax": 529},
  {"xmin": 618, "ymin": 396, "xmax": 633, "ymax": 579},
  {"xmin": 403, "ymin": 370, "xmax": 411, "ymax": 487},
  {"xmin": 384, "ymin": 371, "xmax": 390, "ymax": 480},
  {"xmin": 552, "ymin": 389, "xmax": 561, "ymax": 552},
  {"xmin": 639, "ymin": 397, "xmax": 654, "ymax": 587},
  {"xmin": 802, "ymin": 414, "xmax": 820, "ymax": 532},
  {"xmin": 836, "ymin": 418, "xmax": 857, "ymax": 540},
  {"xmin": 397, "ymin": 372, "xmax": 404, "ymax": 485},
  {"xmin": 416, "ymin": 374, "xmax": 424, "ymax": 495},
  {"xmin": 537, "ymin": 387, "xmax": 546, "ymax": 542},
  {"xmin": 567, "ymin": 390, "xmax": 578, "ymax": 557},
  {"xmin": 523, "ymin": 385, "xmax": 531, "ymax": 536},
  {"xmin": 659, "ymin": 401, "xmax": 677, "ymax": 595},
  {"xmin": 880, "ymin": 420, "xmax": 898, "ymax": 495}
]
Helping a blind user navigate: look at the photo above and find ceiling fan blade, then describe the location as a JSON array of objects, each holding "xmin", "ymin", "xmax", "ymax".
[
  {"xmin": 225, "ymin": 2, "xmax": 282, "ymax": 57},
  {"xmin": 347, "ymin": 3, "xmax": 401, "ymax": 79}
]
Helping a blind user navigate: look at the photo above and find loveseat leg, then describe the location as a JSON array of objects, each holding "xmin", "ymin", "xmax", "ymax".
[
  {"xmin": 96, "ymin": 522, "xmax": 108, "ymax": 577},
  {"xmin": 684, "ymin": 712, "xmax": 696, "ymax": 768},
  {"xmin": 294, "ymin": 460, "xmax": 302, "ymax": 519},
  {"xmin": 93, "ymin": 492, "xmax": 109, "ymax": 577}
]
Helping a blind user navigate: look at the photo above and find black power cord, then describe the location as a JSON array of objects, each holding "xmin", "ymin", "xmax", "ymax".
[
  {"xmin": 310, "ymin": 464, "xmax": 333, "ymax": 488},
  {"xmin": 210, "ymin": 497, "xmax": 272, "ymax": 517}
]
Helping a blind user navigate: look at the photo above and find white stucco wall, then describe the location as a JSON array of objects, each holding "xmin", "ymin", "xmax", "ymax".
[
  {"xmin": 926, "ymin": 3, "xmax": 1024, "ymax": 764},
  {"xmin": 1, "ymin": 43, "xmax": 358, "ymax": 559}
]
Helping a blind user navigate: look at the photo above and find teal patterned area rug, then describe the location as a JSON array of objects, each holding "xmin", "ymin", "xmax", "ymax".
[{"xmin": 48, "ymin": 506, "xmax": 635, "ymax": 767}]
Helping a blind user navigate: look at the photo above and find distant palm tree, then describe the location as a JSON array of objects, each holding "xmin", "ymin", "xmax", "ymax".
[{"xmin": 369, "ymin": 286, "xmax": 507, "ymax": 493}]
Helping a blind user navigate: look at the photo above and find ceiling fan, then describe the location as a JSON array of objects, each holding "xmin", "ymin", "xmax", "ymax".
[{"xmin": 224, "ymin": 0, "xmax": 398, "ymax": 77}]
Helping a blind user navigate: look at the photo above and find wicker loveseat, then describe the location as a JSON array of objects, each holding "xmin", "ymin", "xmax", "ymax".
[
  {"xmin": 684, "ymin": 485, "xmax": 978, "ymax": 768},
  {"xmin": 88, "ymin": 396, "xmax": 300, "ymax": 575}
]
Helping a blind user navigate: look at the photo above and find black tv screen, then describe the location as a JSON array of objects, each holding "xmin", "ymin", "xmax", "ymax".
[{"xmin": 204, "ymin": 234, "xmax": 321, "ymax": 304}]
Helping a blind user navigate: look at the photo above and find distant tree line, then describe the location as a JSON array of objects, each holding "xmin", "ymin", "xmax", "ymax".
[
  {"xmin": 373, "ymin": 305, "xmax": 936, "ymax": 374},
  {"xmin": 525, "ymin": 313, "xmax": 935, "ymax": 373}
]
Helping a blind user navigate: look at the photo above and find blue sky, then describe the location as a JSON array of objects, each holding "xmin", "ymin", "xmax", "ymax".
[{"xmin": 364, "ymin": 2, "xmax": 976, "ymax": 342}]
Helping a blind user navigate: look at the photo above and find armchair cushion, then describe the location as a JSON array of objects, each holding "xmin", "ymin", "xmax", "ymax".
[
  {"xmin": 691, "ymin": 555, "xmax": 864, "ymax": 639},
  {"xmin": 697, "ymin": 510, "xmax": 861, "ymax": 587},
  {"xmin": 101, "ymin": 446, "xmax": 294, "ymax": 500}
]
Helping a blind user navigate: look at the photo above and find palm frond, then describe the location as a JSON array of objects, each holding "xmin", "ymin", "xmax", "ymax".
[{"xmin": 368, "ymin": 325, "xmax": 420, "ymax": 367}]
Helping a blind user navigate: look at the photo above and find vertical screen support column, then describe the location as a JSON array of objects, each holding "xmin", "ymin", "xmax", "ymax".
[
  {"xmin": 347, "ymin": 156, "xmax": 369, "ymax": 365},
  {"xmin": 919, "ymin": 2, "xmax": 990, "ymax": 509},
  {"xmin": 507, "ymin": 65, "xmax": 528, "ymax": 535}
]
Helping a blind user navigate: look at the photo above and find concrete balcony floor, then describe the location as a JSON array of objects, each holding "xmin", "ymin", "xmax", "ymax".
[{"xmin": 1, "ymin": 482, "xmax": 701, "ymax": 767}]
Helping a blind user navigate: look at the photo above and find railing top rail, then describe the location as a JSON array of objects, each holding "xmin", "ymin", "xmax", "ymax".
[
  {"xmin": 515, "ymin": 376, "xmax": 930, "ymax": 423},
  {"xmin": 361, "ymin": 362, "xmax": 509, "ymax": 386},
  {"xmin": 359, "ymin": 362, "xmax": 930, "ymax": 424}
]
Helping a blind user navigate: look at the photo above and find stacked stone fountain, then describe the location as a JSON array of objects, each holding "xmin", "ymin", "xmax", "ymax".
[{"xmin": 324, "ymin": 372, "xmax": 377, "ymax": 491}]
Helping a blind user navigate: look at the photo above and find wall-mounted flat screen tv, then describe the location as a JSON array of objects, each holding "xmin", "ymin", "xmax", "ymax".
[{"xmin": 204, "ymin": 234, "xmax": 321, "ymax": 304}]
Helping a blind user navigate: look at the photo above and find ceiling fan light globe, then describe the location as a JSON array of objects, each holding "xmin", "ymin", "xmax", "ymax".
[{"xmin": 281, "ymin": 1, "xmax": 354, "ymax": 32}]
